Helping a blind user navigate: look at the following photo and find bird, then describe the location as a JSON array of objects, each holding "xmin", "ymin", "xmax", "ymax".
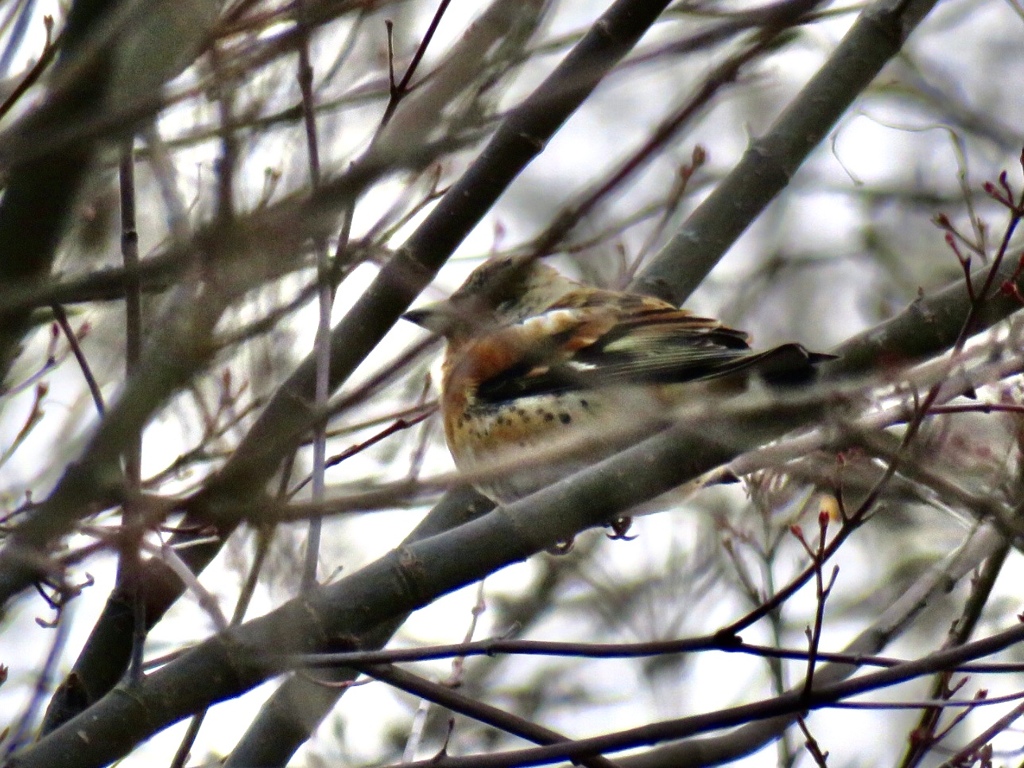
[{"xmin": 403, "ymin": 255, "xmax": 830, "ymax": 507}]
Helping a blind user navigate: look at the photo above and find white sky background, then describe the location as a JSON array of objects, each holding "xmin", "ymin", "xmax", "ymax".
[{"xmin": 1, "ymin": 0, "xmax": 1024, "ymax": 766}]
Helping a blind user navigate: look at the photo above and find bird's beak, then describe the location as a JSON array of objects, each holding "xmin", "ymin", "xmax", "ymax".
[{"xmin": 401, "ymin": 300, "xmax": 457, "ymax": 336}]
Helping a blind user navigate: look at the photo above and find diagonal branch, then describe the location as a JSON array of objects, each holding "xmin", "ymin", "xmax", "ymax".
[{"xmin": 631, "ymin": 0, "xmax": 941, "ymax": 305}]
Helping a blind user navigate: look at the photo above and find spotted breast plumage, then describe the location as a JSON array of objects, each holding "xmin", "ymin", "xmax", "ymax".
[{"xmin": 403, "ymin": 255, "xmax": 828, "ymax": 504}]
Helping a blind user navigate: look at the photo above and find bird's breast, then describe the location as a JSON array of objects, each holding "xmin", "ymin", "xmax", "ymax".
[{"xmin": 441, "ymin": 378, "xmax": 686, "ymax": 504}]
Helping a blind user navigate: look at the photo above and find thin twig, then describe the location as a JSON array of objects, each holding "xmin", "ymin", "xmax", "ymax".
[
  {"xmin": 51, "ymin": 305, "xmax": 103, "ymax": 415},
  {"xmin": 296, "ymin": 0, "xmax": 329, "ymax": 591},
  {"xmin": 380, "ymin": 0, "xmax": 452, "ymax": 127}
]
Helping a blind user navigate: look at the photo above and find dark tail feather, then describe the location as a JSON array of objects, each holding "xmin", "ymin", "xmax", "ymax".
[{"xmin": 744, "ymin": 343, "xmax": 836, "ymax": 386}]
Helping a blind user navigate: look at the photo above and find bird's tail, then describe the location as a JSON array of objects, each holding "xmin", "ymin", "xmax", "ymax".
[{"xmin": 732, "ymin": 343, "xmax": 835, "ymax": 386}]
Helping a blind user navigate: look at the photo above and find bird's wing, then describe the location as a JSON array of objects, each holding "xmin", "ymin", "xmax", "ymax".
[{"xmin": 468, "ymin": 293, "xmax": 822, "ymax": 405}]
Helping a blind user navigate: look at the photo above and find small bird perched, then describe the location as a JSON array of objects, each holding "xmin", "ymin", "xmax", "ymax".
[{"xmin": 404, "ymin": 255, "xmax": 828, "ymax": 505}]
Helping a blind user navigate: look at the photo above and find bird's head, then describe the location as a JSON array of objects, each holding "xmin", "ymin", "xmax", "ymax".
[{"xmin": 402, "ymin": 256, "xmax": 577, "ymax": 340}]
